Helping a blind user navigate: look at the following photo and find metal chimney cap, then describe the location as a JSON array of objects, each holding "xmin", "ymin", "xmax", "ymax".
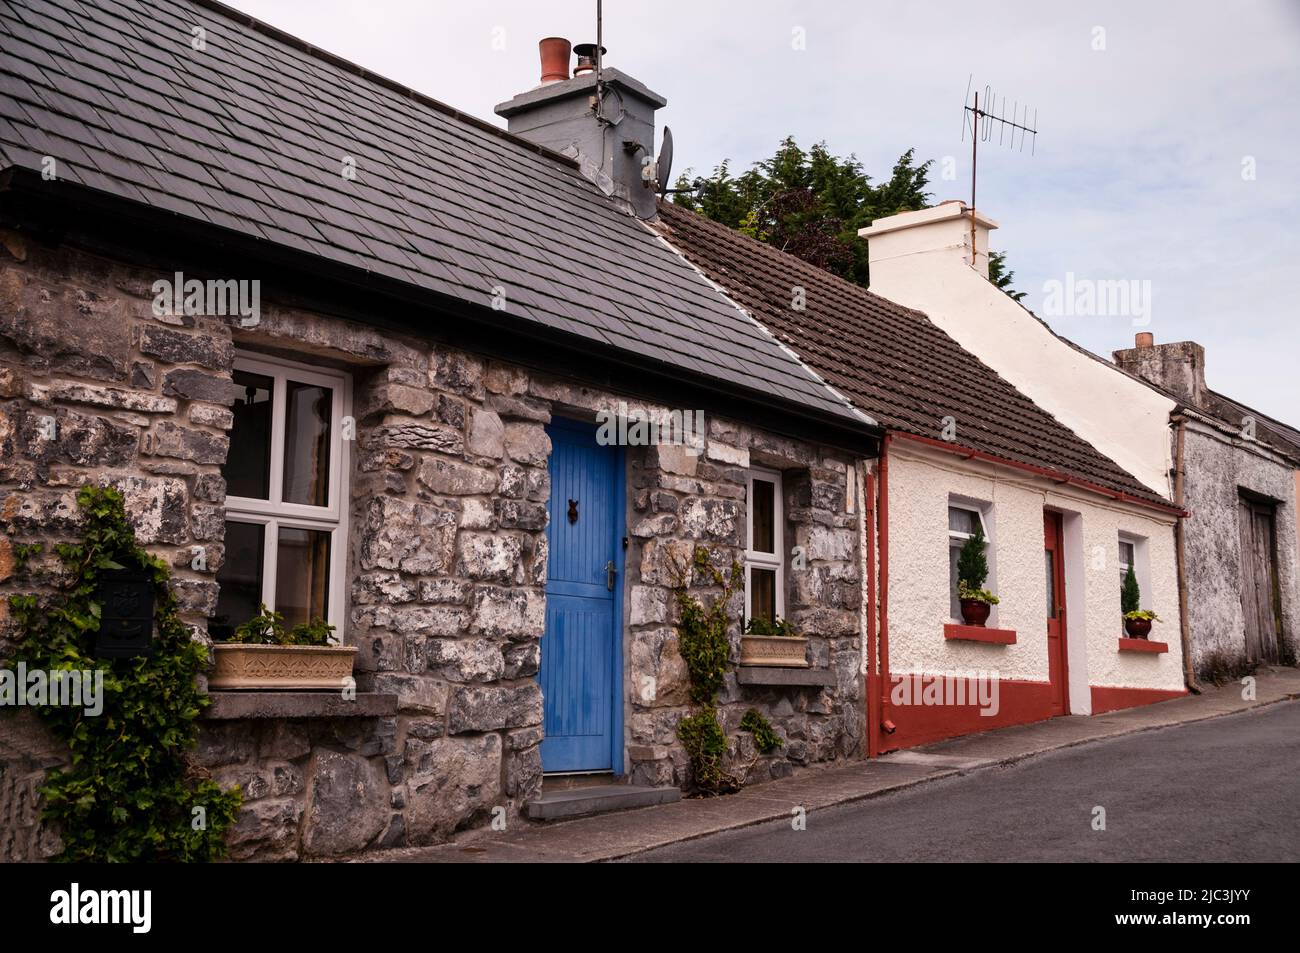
[{"xmin": 572, "ymin": 43, "xmax": 607, "ymax": 75}]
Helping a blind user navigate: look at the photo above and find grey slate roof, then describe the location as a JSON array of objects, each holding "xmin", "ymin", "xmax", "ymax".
[
  {"xmin": 1201, "ymin": 391, "xmax": 1300, "ymax": 466},
  {"xmin": 0, "ymin": 0, "xmax": 861, "ymax": 424}
]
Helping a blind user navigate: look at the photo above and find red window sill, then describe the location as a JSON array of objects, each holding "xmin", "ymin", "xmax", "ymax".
[
  {"xmin": 944, "ymin": 624, "xmax": 1016, "ymax": 645},
  {"xmin": 1118, "ymin": 637, "xmax": 1169, "ymax": 653}
]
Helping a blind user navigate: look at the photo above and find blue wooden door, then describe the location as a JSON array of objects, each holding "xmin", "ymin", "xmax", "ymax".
[{"xmin": 539, "ymin": 419, "xmax": 624, "ymax": 773}]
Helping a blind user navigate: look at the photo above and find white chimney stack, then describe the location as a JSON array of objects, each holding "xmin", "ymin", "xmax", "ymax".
[
  {"xmin": 859, "ymin": 199, "xmax": 998, "ymax": 280},
  {"xmin": 854, "ymin": 200, "xmax": 1177, "ymax": 498}
]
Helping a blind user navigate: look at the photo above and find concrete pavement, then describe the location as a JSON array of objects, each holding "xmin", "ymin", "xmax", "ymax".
[
  {"xmin": 351, "ymin": 665, "xmax": 1300, "ymax": 863},
  {"xmin": 632, "ymin": 697, "xmax": 1300, "ymax": 862}
]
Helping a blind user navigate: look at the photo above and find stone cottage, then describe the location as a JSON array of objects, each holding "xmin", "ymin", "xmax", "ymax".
[
  {"xmin": 657, "ymin": 201, "xmax": 1190, "ymax": 753},
  {"xmin": 0, "ymin": 0, "xmax": 879, "ymax": 860},
  {"xmin": 1114, "ymin": 335, "xmax": 1299, "ymax": 677}
]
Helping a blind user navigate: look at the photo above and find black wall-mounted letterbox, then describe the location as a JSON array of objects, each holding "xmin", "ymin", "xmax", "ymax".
[{"xmin": 94, "ymin": 569, "xmax": 155, "ymax": 658}]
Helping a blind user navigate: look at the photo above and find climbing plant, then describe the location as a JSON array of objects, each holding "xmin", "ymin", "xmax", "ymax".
[
  {"xmin": 5, "ymin": 485, "xmax": 241, "ymax": 861},
  {"xmin": 676, "ymin": 705, "xmax": 729, "ymax": 793},
  {"xmin": 740, "ymin": 708, "xmax": 784, "ymax": 754},
  {"xmin": 674, "ymin": 546, "xmax": 740, "ymax": 706},
  {"xmin": 671, "ymin": 546, "xmax": 754, "ymax": 794}
]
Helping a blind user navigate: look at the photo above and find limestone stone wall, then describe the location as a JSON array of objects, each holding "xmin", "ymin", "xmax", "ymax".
[
  {"xmin": 1182, "ymin": 423, "xmax": 1300, "ymax": 676},
  {"xmin": 623, "ymin": 419, "xmax": 865, "ymax": 785},
  {"xmin": 0, "ymin": 232, "xmax": 866, "ymax": 859}
]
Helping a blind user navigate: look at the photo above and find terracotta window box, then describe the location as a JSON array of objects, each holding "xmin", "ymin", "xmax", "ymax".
[
  {"xmin": 1118, "ymin": 637, "xmax": 1168, "ymax": 654},
  {"xmin": 944, "ymin": 623, "xmax": 1016, "ymax": 645},
  {"xmin": 210, "ymin": 643, "xmax": 358, "ymax": 690},
  {"xmin": 739, "ymin": 635, "xmax": 809, "ymax": 668}
]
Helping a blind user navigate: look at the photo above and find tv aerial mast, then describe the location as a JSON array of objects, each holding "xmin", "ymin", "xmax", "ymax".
[{"xmin": 961, "ymin": 76, "xmax": 1038, "ymax": 266}]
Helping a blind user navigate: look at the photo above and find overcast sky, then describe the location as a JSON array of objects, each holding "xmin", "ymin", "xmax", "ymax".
[{"xmin": 232, "ymin": 0, "xmax": 1300, "ymax": 423}]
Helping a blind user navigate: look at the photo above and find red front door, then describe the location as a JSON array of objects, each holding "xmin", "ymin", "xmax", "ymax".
[{"xmin": 1043, "ymin": 511, "xmax": 1070, "ymax": 715}]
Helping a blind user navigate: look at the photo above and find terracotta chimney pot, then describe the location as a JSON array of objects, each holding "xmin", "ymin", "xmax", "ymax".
[
  {"xmin": 1135, "ymin": 332, "xmax": 1154, "ymax": 348},
  {"xmin": 538, "ymin": 37, "xmax": 571, "ymax": 84}
]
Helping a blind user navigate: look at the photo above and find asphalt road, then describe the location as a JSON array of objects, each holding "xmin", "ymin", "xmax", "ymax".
[{"xmin": 629, "ymin": 700, "xmax": 1300, "ymax": 862}]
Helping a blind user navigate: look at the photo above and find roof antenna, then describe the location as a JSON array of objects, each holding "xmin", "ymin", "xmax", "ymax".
[
  {"xmin": 961, "ymin": 76, "xmax": 1038, "ymax": 266},
  {"xmin": 595, "ymin": 0, "xmax": 606, "ymax": 124}
]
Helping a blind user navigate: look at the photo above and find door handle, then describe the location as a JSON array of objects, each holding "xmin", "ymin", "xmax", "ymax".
[{"xmin": 605, "ymin": 560, "xmax": 616, "ymax": 591}]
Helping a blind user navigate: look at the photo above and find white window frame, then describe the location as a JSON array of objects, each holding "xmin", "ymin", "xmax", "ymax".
[
  {"xmin": 223, "ymin": 352, "xmax": 351, "ymax": 638},
  {"xmin": 1118, "ymin": 532, "xmax": 1148, "ymax": 611},
  {"xmin": 745, "ymin": 467, "xmax": 785, "ymax": 624},
  {"xmin": 1118, "ymin": 538, "xmax": 1135, "ymax": 580},
  {"xmin": 948, "ymin": 500, "xmax": 991, "ymax": 622}
]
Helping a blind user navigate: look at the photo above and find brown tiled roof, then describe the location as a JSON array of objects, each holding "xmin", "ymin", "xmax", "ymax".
[
  {"xmin": 0, "ymin": 0, "xmax": 859, "ymax": 425},
  {"xmin": 656, "ymin": 200, "xmax": 1176, "ymax": 510}
]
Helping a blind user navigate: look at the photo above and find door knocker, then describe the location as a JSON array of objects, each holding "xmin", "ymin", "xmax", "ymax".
[{"xmin": 567, "ymin": 499, "xmax": 579, "ymax": 524}]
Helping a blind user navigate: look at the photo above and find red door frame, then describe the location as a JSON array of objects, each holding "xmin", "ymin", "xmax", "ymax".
[{"xmin": 1044, "ymin": 511, "xmax": 1070, "ymax": 716}]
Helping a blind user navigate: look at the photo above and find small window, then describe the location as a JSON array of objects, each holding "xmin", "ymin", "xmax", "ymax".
[
  {"xmin": 949, "ymin": 504, "xmax": 988, "ymax": 620},
  {"xmin": 1118, "ymin": 539, "xmax": 1135, "ymax": 588},
  {"xmin": 1118, "ymin": 534, "xmax": 1147, "ymax": 613},
  {"xmin": 210, "ymin": 354, "xmax": 349, "ymax": 640},
  {"xmin": 745, "ymin": 469, "xmax": 784, "ymax": 625}
]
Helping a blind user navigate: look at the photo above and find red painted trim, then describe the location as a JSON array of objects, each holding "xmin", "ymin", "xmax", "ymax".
[
  {"xmin": 881, "ymin": 676, "xmax": 1190, "ymax": 749},
  {"xmin": 1044, "ymin": 510, "xmax": 1070, "ymax": 716},
  {"xmin": 881, "ymin": 675, "xmax": 1056, "ymax": 751},
  {"xmin": 944, "ymin": 623, "xmax": 1017, "ymax": 644},
  {"xmin": 864, "ymin": 470, "xmax": 879, "ymax": 758},
  {"xmin": 890, "ymin": 431, "xmax": 1187, "ymax": 518},
  {"xmin": 1118, "ymin": 638, "xmax": 1169, "ymax": 654},
  {"xmin": 1091, "ymin": 684, "xmax": 1187, "ymax": 714},
  {"xmin": 877, "ymin": 435, "xmax": 892, "ymax": 750}
]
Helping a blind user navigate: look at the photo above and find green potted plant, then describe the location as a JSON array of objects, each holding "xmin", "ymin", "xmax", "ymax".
[
  {"xmin": 1121, "ymin": 565, "xmax": 1159, "ymax": 639},
  {"xmin": 957, "ymin": 527, "xmax": 1000, "ymax": 627},
  {"xmin": 210, "ymin": 604, "xmax": 356, "ymax": 690},
  {"xmin": 739, "ymin": 614, "xmax": 808, "ymax": 668}
]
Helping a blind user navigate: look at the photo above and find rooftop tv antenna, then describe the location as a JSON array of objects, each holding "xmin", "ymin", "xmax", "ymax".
[
  {"xmin": 595, "ymin": 0, "xmax": 605, "ymax": 124},
  {"xmin": 961, "ymin": 77, "xmax": 1038, "ymax": 265}
]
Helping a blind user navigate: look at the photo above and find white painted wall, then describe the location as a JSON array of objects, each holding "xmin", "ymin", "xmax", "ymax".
[
  {"xmin": 863, "ymin": 203, "xmax": 1178, "ymax": 498},
  {"xmin": 886, "ymin": 443, "xmax": 1185, "ymax": 706}
]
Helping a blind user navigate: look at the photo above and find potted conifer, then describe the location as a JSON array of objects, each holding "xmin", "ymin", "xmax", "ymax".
[
  {"xmin": 957, "ymin": 527, "xmax": 1000, "ymax": 626},
  {"xmin": 1121, "ymin": 565, "xmax": 1159, "ymax": 638}
]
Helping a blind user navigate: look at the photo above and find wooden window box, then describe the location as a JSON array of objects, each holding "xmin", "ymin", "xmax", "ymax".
[{"xmin": 944, "ymin": 624, "xmax": 1016, "ymax": 645}]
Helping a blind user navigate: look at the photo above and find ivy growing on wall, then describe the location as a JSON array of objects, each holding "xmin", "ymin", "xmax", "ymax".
[
  {"xmin": 740, "ymin": 708, "xmax": 783, "ymax": 754},
  {"xmin": 5, "ymin": 485, "xmax": 241, "ymax": 861},
  {"xmin": 672, "ymin": 546, "xmax": 750, "ymax": 794},
  {"xmin": 674, "ymin": 547, "xmax": 738, "ymax": 706}
]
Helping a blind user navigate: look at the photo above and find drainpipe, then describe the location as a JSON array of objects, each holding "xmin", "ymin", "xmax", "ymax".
[
  {"xmin": 878, "ymin": 433, "xmax": 894, "ymax": 747},
  {"xmin": 860, "ymin": 462, "xmax": 878, "ymax": 757},
  {"xmin": 1172, "ymin": 416, "xmax": 1198, "ymax": 692}
]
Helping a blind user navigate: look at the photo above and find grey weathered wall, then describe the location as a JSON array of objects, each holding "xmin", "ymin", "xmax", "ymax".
[
  {"xmin": 1182, "ymin": 423, "xmax": 1300, "ymax": 675},
  {"xmin": 0, "ymin": 231, "xmax": 866, "ymax": 859}
]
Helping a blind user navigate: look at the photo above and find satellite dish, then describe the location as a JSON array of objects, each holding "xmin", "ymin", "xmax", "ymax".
[{"xmin": 655, "ymin": 126, "xmax": 673, "ymax": 197}]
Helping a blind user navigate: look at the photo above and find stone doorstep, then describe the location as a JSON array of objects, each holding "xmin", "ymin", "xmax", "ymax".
[
  {"xmin": 525, "ymin": 784, "xmax": 681, "ymax": 821},
  {"xmin": 878, "ymin": 750, "xmax": 994, "ymax": 771}
]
